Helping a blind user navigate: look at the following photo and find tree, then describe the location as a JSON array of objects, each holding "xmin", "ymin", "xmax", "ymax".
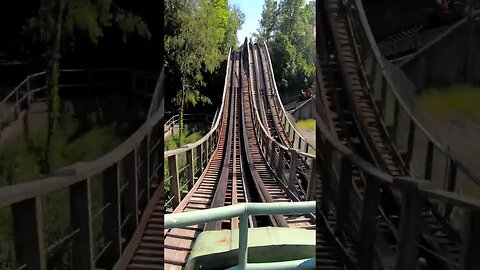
[
  {"xmin": 26, "ymin": 0, "xmax": 151, "ymax": 173},
  {"xmin": 165, "ymin": 0, "xmax": 243, "ymax": 145},
  {"xmin": 256, "ymin": 0, "xmax": 278, "ymax": 44},
  {"xmin": 256, "ymin": 0, "xmax": 315, "ymax": 97}
]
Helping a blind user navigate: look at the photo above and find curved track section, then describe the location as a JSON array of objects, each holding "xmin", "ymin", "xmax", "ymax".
[
  {"xmin": 251, "ymin": 42, "xmax": 311, "ymax": 196},
  {"xmin": 320, "ymin": 0, "xmax": 462, "ymax": 268}
]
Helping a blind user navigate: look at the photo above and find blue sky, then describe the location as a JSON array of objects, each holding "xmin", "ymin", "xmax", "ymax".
[{"xmin": 230, "ymin": 0, "xmax": 263, "ymax": 45}]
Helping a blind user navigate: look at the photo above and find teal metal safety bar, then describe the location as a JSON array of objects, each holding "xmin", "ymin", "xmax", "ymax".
[{"xmin": 164, "ymin": 201, "xmax": 316, "ymax": 270}]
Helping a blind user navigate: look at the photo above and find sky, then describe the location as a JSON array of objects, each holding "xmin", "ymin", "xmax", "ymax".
[{"xmin": 229, "ymin": 0, "xmax": 264, "ymax": 45}]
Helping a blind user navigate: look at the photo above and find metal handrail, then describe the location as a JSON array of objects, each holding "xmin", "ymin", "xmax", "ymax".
[
  {"xmin": 0, "ymin": 68, "xmax": 133, "ymax": 127},
  {"xmin": 164, "ymin": 201, "xmax": 316, "ymax": 270},
  {"xmin": 163, "ymin": 113, "xmax": 213, "ymax": 132}
]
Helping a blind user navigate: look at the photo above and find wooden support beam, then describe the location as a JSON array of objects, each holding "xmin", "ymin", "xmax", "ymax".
[
  {"xmin": 424, "ymin": 141, "xmax": 434, "ymax": 180},
  {"xmin": 369, "ymin": 60, "xmax": 377, "ymax": 87},
  {"xmin": 444, "ymin": 160, "xmax": 457, "ymax": 218},
  {"xmin": 70, "ymin": 178, "xmax": 94, "ymax": 270},
  {"xmin": 391, "ymin": 99, "xmax": 400, "ymax": 143},
  {"xmin": 305, "ymin": 158, "xmax": 316, "ymax": 202},
  {"xmin": 359, "ymin": 177, "xmax": 380, "ymax": 270},
  {"xmin": 461, "ymin": 209, "xmax": 480, "ymax": 270},
  {"xmin": 123, "ymin": 149, "xmax": 138, "ymax": 238},
  {"xmin": 394, "ymin": 180, "xmax": 423, "ymax": 270},
  {"xmin": 202, "ymin": 140, "xmax": 209, "ymax": 168},
  {"xmin": 196, "ymin": 144, "xmax": 203, "ymax": 177},
  {"xmin": 99, "ymin": 164, "xmax": 121, "ymax": 268},
  {"xmin": 405, "ymin": 119, "xmax": 416, "ymax": 168},
  {"xmin": 380, "ymin": 77, "xmax": 387, "ymax": 117},
  {"xmin": 146, "ymin": 133, "xmax": 151, "ymax": 200},
  {"xmin": 288, "ymin": 150, "xmax": 298, "ymax": 191},
  {"xmin": 12, "ymin": 197, "xmax": 46, "ymax": 270},
  {"xmin": 168, "ymin": 155, "xmax": 181, "ymax": 208},
  {"xmin": 336, "ymin": 156, "xmax": 352, "ymax": 237},
  {"xmin": 276, "ymin": 148, "xmax": 285, "ymax": 183},
  {"xmin": 186, "ymin": 149, "xmax": 195, "ymax": 190},
  {"xmin": 265, "ymin": 141, "xmax": 271, "ymax": 164},
  {"xmin": 269, "ymin": 143, "xmax": 277, "ymax": 168},
  {"xmin": 138, "ymin": 142, "xmax": 148, "ymax": 212}
]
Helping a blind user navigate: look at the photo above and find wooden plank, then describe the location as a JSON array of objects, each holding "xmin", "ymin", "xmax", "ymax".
[
  {"xmin": 12, "ymin": 197, "xmax": 46, "ymax": 270},
  {"xmin": 99, "ymin": 163, "xmax": 121, "ymax": 268},
  {"xmin": 70, "ymin": 178, "xmax": 94, "ymax": 270}
]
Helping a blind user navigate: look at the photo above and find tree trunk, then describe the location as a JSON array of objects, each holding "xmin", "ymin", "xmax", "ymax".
[
  {"xmin": 178, "ymin": 82, "xmax": 186, "ymax": 147},
  {"xmin": 44, "ymin": 0, "xmax": 65, "ymax": 173}
]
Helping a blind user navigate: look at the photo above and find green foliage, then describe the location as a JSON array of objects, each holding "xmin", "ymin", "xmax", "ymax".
[
  {"xmin": 419, "ymin": 84, "xmax": 480, "ymax": 122},
  {"xmin": 0, "ymin": 119, "xmax": 126, "ymax": 265},
  {"xmin": 165, "ymin": 0, "xmax": 243, "ymax": 89},
  {"xmin": 165, "ymin": 129, "xmax": 205, "ymax": 151},
  {"xmin": 173, "ymin": 89, "xmax": 212, "ymax": 109},
  {"xmin": 256, "ymin": 0, "xmax": 278, "ymax": 43},
  {"xmin": 164, "ymin": 128, "xmax": 205, "ymax": 209},
  {"xmin": 115, "ymin": 10, "xmax": 152, "ymax": 43},
  {"xmin": 27, "ymin": 0, "xmax": 151, "ymax": 47},
  {"xmin": 257, "ymin": 0, "xmax": 315, "ymax": 96},
  {"xmin": 296, "ymin": 118, "xmax": 316, "ymax": 131},
  {"xmin": 165, "ymin": 0, "xmax": 225, "ymax": 82},
  {"xmin": 25, "ymin": 0, "xmax": 151, "ymax": 172},
  {"xmin": 0, "ymin": 121, "xmax": 123, "ymax": 187},
  {"xmin": 165, "ymin": 0, "xmax": 243, "ymax": 138}
]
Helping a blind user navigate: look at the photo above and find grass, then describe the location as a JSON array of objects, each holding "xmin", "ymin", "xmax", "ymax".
[
  {"xmin": 165, "ymin": 130, "xmax": 205, "ymax": 151},
  {"xmin": 0, "ymin": 120, "xmax": 123, "ymax": 186},
  {"xmin": 418, "ymin": 84, "xmax": 480, "ymax": 123},
  {"xmin": 296, "ymin": 119, "xmax": 316, "ymax": 131},
  {"xmin": 419, "ymin": 84, "xmax": 480, "ymax": 219},
  {"xmin": 164, "ymin": 127, "xmax": 206, "ymax": 209}
]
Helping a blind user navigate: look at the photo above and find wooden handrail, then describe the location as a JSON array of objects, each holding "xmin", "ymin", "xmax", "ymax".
[
  {"xmin": 317, "ymin": 1, "xmax": 480, "ymax": 268},
  {"xmin": 164, "ymin": 48, "xmax": 232, "ymax": 158},
  {"xmin": 262, "ymin": 41, "xmax": 316, "ymax": 152},
  {"xmin": 0, "ymin": 69, "xmax": 163, "ymax": 269},
  {"xmin": 345, "ymin": 0, "xmax": 480, "ymax": 186}
]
